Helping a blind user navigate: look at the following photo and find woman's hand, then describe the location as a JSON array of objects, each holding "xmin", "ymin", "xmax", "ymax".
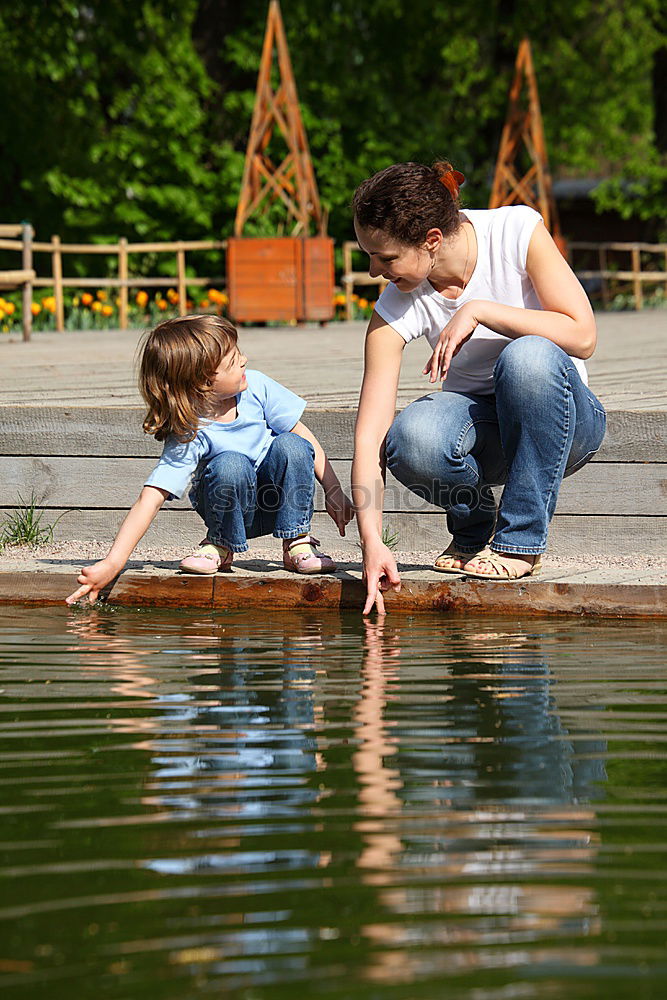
[
  {"xmin": 423, "ymin": 302, "xmax": 480, "ymax": 383},
  {"xmin": 66, "ymin": 558, "xmax": 121, "ymax": 605},
  {"xmin": 361, "ymin": 538, "xmax": 401, "ymax": 616},
  {"xmin": 325, "ymin": 484, "xmax": 354, "ymax": 536}
]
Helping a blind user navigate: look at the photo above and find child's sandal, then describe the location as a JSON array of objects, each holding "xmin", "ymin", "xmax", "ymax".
[
  {"xmin": 179, "ymin": 541, "xmax": 234, "ymax": 575},
  {"xmin": 282, "ymin": 535, "xmax": 337, "ymax": 575},
  {"xmin": 463, "ymin": 551, "xmax": 542, "ymax": 582}
]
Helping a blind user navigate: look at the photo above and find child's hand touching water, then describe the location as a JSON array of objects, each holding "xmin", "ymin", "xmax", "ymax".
[{"xmin": 66, "ymin": 557, "xmax": 121, "ymax": 605}]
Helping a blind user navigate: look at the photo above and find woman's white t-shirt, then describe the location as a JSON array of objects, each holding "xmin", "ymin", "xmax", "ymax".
[{"xmin": 374, "ymin": 205, "xmax": 588, "ymax": 395}]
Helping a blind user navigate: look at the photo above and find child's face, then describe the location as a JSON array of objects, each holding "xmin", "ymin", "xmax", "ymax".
[{"xmin": 210, "ymin": 346, "xmax": 248, "ymax": 398}]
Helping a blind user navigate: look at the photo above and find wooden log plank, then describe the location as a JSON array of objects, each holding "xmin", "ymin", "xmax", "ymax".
[
  {"xmin": 13, "ymin": 507, "xmax": 667, "ymax": 558},
  {"xmin": 0, "ymin": 407, "xmax": 665, "ymax": 462},
  {"xmin": 1, "ymin": 455, "xmax": 666, "ymax": 516}
]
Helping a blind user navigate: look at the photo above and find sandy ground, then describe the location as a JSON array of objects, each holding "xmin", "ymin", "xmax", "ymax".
[{"xmin": 3, "ymin": 540, "xmax": 667, "ymax": 578}]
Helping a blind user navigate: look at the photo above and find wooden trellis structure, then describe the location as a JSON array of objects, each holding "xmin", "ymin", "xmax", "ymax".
[
  {"xmin": 234, "ymin": 0, "xmax": 325, "ymax": 238},
  {"xmin": 228, "ymin": 1, "xmax": 333, "ymax": 323},
  {"xmin": 489, "ymin": 38, "xmax": 563, "ymax": 246}
]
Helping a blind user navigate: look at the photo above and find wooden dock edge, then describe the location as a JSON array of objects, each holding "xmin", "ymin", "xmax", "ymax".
[{"xmin": 1, "ymin": 571, "xmax": 665, "ymax": 619}]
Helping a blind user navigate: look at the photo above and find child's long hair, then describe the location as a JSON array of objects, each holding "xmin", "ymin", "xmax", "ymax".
[{"xmin": 139, "ymin": 314, "xmax": 238, "ymax": 442}]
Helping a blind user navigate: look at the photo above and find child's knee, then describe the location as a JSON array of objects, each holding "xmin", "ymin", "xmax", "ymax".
[
  {"xmin": 272, "ymin": 432, "xmax": 315, "ymax": 464},
  {"xmin": 205, "ymin": 451, "xmax": 254, "ymax": 487}
]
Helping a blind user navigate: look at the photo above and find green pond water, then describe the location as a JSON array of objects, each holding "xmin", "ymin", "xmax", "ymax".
[{"xmin": 1, "ymin": 606, "xmax": 667, "ymax": 1000}]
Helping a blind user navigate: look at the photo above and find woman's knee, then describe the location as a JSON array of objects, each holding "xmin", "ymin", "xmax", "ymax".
[
  {"xmin": 386, "ymin": 402, "xmax": 457, "ymax": 479},
  {"xmin": 494, "ymin": 336, "xmax": 565, "ymax": 392}
]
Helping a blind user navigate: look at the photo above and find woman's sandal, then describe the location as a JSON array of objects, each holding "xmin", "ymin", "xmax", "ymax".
[
  {"xmin": 462, "ymin": 550, "xmax": 542, "ymax": 582},
  {"xmin": 282, "ymin": 535, "xmax": 337, "ymax": 575},
  {"xmin": 179, "ymin": 541, "xmax": 234, "ymax": 575},
  {"xmin": 434, "ymin": 544, "xmax": 490, "ymax": 574}
]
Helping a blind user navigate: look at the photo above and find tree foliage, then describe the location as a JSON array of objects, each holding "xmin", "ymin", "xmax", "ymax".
[{"xmin": 0, "ymin": 0, "xmax": 664, "ymax": 249}]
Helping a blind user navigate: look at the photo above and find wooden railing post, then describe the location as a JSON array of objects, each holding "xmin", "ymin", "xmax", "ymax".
[
  {"xmin": 118, "ymin": 238, "xmax": 128, "ymax": 330},
  {"xmin": 343, "ymin": 242, "xmax": 353, "ymax": 322},
  {"xmin": 599, "ymin": 246, "xmax": 609, "ymax": 309},
  {"xmin": 21, "ymin": 222, "xmax": 33, "ymax": 342},
  {"xmin": 177, "ymin": 244, "xmax": 187, "ymax": 316},
  {"xmin": 52, "ymin": 235, "xmax": 65, "ymax": 331},
  {"xmin": 631, "ymin": 244, "xmax": 643, "ymax": 310}
]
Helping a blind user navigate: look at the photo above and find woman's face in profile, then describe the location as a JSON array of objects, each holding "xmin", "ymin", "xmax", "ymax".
[{"xmin": 354, "ymin": 220, "xmax": 432, "ymax": 293}]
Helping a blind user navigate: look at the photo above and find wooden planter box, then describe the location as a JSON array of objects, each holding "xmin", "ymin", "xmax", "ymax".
[{"xmin": 226, "ymin": 236, "xmax": 334, "ymax": 323}]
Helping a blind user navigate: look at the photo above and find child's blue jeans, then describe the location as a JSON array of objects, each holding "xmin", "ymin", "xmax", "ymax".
[
  {"xmin": 189, "ymin": 432, "xmax": 315, "ymax": 552},
  {"xmin": 384, "ymin": 336, "xmax": 607, "ymax": 555}
]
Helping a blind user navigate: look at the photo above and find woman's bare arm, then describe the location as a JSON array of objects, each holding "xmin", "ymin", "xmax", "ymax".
[
  {"xmin": 425, "ymin": 223, "xmax": 597, "ymax": 382},
  {"xmin": 352, "ymin": 312, "xmax": 405, "ymax": 613}
]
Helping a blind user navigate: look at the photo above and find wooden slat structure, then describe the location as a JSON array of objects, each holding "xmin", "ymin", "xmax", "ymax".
[
  {"xmin": 228, "ymin": 1, "xmax": 334, "ymax": 323},
  {"xmin": 489, "ymin": 38, "xmax": 563, "ymax": 247},
  {"xmin": 234, "ymin": 0, "xmax": 324, "ymax": 238},
  {"xmin": 1, "ymin": 407, "xmax": 665, "ymax": 558}
]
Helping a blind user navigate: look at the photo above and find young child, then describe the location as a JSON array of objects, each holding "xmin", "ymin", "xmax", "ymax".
[{"xmin": 66, "ymin": 315, "xmax": 353, "ymax": 605}]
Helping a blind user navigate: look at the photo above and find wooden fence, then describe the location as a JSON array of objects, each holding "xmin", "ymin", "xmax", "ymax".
[
  {"xmin": 0, "ymin": 224, "xmax": 36, "ymax": 341},
  {"xmin": 0, "ymin": 228, "xmax": 226, "ymax": 341},
  {"xmin": 568, "ymin": 242, "xmax": 667, "ymax": 309},
  {"xmin": 3, "ymin": 229, "xmax": 666, "ymax": 342},
  {"xmin": 343, "ymin": 239, "xmax": 667, "ymax": 314}
]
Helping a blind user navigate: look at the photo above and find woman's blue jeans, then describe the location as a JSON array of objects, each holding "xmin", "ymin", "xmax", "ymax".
[
  {"xmin": 385, "ymin": 336, "xmax": 607, "ymax": 555},
  {"xmin": 189, "ymin": 432, "xmax": 315, "ymax": 552}
]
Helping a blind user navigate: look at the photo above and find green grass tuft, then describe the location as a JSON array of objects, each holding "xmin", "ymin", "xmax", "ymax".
[{"xmin": 0, "ymin": 493, "xmax": 67, "ymax": 550}]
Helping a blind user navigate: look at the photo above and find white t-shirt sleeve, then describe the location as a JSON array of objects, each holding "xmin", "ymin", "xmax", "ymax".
[{"xmin": 374, "ymin": 283, "xmax": 426, "ymax": 343}]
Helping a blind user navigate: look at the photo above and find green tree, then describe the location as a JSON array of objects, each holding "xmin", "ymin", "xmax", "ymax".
[{"xmin": 0, "ymin": 0, "xmax": 664, "ymax": 250}]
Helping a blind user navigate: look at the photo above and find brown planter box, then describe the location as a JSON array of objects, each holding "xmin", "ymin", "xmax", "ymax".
[{"xmin": 226, "ymin": 236, "xmax": 334, "ymax": 323}]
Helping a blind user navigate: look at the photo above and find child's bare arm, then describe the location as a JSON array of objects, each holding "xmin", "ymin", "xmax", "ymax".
[
  {"xmin": 290, "ymin": 421, "xmax": 354, "ymax": 535},
  {"xmin": 66, "ymin": 486, "xmax": 168, "ymax": 604}
]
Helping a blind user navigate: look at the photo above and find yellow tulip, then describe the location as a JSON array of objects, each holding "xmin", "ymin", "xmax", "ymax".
[
  {"xmin": 31, "ymin": 302, "xmax": 41, "ymax": 315},
  {"xmin": 102, "ymin": 304, "xmax": 113, "ymax": 317},
  {"xmin": 92, "ymin": 300, "xmax": 103, "ymax": 313}
]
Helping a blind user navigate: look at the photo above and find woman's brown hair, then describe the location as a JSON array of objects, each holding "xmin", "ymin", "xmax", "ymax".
[
  {"xmin": 139, "ymin": 314, "xmax": 238, "ymax": 442},
  {"xmin": 353, "ymin": 160, "xmax": 464, "ymax": 246}
]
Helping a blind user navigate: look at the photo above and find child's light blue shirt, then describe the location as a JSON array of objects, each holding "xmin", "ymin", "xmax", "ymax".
[{"xmin": 144, "ymin": 369, "xmax": 306, "ymax": 500}]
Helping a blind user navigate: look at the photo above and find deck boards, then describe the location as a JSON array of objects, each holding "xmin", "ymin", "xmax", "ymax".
[{"xmin": 1, "ymin": 312, "xmax": 665, "ymax": 555}]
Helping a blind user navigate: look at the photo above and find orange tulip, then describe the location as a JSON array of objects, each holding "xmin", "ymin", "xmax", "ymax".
[
  {"xmin": 96, "ymin": 290, "xmax": 107, "ymax": 301},
  {"xmin": 81, "ymin": 293, "xmax": 94, "ymax": 306},
  {"xmin": 5, "ymin": 302, "xmax": 15, "ymax": 315},
  {"xmin": 31, "ymin": 302, "xmax": 41, "ymax": 315},
  {"xmin": 102, "ymin": 304, "xmax": 113, "ymax": 317},
  {"xmin": 199, "ymin": 298, "xmax": 210, "ymax": 309},
  {"xmin": 92, "ymin": 300, "xmax": 103, "ymax": 313},
  {"xmin": 136, "ymin": 290, "xmax": 148, "ymax": 308}
]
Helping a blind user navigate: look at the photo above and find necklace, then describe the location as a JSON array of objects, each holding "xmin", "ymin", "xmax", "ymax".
[{"xmin": 431, "ymin": 222, "xmax": 474, "ymax": 298}]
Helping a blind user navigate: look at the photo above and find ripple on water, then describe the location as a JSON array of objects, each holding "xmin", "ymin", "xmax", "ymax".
[{"xmin": 1, "ymin": 607, "xmax": 667, "ymax": 999}]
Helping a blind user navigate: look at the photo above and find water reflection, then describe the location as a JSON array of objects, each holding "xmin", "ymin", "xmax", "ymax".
[
  {"xmin": 352, "ymin": 617, "xmax": 604, "ymax": 984},
  {"xmin": 2, "ymin": 608, "xmax": 666, "ymax": 999}
]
